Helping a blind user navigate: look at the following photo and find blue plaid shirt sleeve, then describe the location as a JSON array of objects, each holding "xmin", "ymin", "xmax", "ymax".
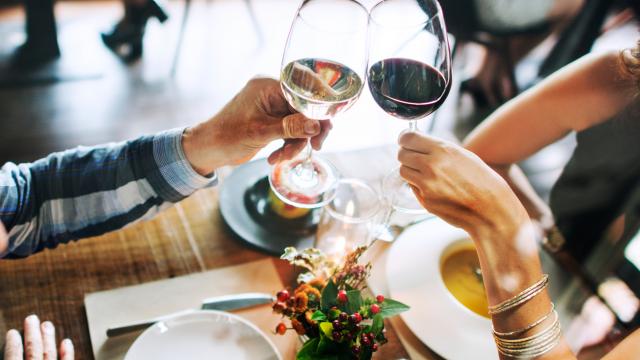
[{"xmin": 0, "ymin": 127, "xmax": 216, "ymax": 259}]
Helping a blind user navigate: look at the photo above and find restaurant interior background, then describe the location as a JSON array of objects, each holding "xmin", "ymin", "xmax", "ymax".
[{"xmin": 0, "ymin": 0, "xmax": 640, "ymax": 359}]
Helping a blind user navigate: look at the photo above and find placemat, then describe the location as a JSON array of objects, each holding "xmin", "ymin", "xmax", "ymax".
[{"xmin": 84, "ymin": 258, "xmax": 297, "ymax": 359}]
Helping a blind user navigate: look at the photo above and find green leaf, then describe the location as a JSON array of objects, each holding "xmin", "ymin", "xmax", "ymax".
[
  {"xmin": 296, "ymin": 337, "xmax": 320, "ymax": 360},
  {"xmin": 371, "ymin": 314, "xmax": 384, "ymax": 336},
  {"xmin": 317, "ymin": 335, "xmax": 332, "ymax": 354},
  {"xmin": 345, "ymin": 290, "xmax": 362, "ymax": 314},
  {"xmin": 319, "ymin": 322, "xmax": 334, "ymax": 339},
  {"xmin": 380, "ymin": 298, "xmax": 410, "ymax": 318},
  {"xmin": 311, "ymin": 310, "xmax": 327, "ymax": 322},
  {"xmin": 321, "ymin": 280, "xmax": 338, "ymax": 311}
]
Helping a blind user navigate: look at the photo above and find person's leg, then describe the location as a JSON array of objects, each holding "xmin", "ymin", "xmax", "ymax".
[{"xmin": 13, "ymin": 0, "xmax": 60, "ymax": 67}]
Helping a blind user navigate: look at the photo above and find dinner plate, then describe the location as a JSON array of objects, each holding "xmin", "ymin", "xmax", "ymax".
[
  {"xmin": 386, "ymin": 217, "xmax": 498, "ymax": 360},
  {"xmin": 219, "ymin": 159, "xmax": 318, "ymax": 255},
  {"xmin": 124, "ymin": 310, "xmax": 281, "ymax": 360}
]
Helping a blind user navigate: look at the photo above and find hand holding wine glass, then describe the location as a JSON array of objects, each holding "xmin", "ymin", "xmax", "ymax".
[
  {"xmin": 367, "ymin": 0, "xmax": 452, "ymax": 214},
  {"xmin": 269, "ymin": 0, "xmax": 369, "ymax": 209}
]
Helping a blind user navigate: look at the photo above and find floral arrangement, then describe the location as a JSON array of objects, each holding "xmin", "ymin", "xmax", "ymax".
[{"xmin": 272, "ymin": 246, "xmax": 409, "ymax": 360}]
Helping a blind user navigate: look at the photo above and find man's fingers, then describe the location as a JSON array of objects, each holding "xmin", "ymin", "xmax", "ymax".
[
  {"xmin": 399, "ymin": 165, "xmax": 423, "ymax": 186},
  {"xmin": 24, "ymin": 315, "xmax": 43, "ymax": 360},
  {"xmin": 282, "ymin": 113, "xmax": 320, "ymax": 139},
  {"xmin": 41, "ymin": 322, "xmax": 57, "ymax": 360},
  {"xmin": 5, "ymin": 329, "xmax": 24, "ymax": 360},
  {"xmin": 267, "ymin": 139, "xmax": 307, "ymax": 165},
  {"xmin": 59, "ymin": 339, "xmax": 74, "ymax": 360},
  {"xmin": 398, "ymin": 131, "xmax": 442, "ymax": 154},
  {"xmin": 310, "ymin": 120, "xmax": 332, "ymax": 150}
]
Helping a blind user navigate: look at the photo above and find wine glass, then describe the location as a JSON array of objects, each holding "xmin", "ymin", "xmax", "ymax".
[
  {"xmin": 268, "ymin": 0, "xmax": 369, "ymax": 209},
  {"xmin": 368, "ymin": 0, "xmax": 452, "ymax": 214}
]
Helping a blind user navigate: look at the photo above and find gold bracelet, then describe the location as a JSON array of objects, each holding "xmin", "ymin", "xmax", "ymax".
[
  {"xmin": 493, "ymin": 303, "xmax": 555, "ymax": 338},
  {"xmin": 488, "ymin": 274, "xmax": 549, "ymax": 315},
  {"xmin": 494, "ymin": 312, "xmax": 562, "ymax": 358}
]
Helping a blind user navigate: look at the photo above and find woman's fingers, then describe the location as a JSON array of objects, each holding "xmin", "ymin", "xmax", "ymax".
[
  {"xmin": 24, "ymin": 315, "xmax": 44, "ymax": 360},
  {"xmin": 4, "ymin": 329, "xmax": 23, "ymax": 360},
  {"xmin": 41, "ymin": 322, "xmax": 57, "ymax": 360},
  {"xmin": 59, "ymin": 339, "xmax": 74, "ymax": 360},
  {"xmin": 398, "ymin": 131, "xmax": 443, "ymax": 154}
]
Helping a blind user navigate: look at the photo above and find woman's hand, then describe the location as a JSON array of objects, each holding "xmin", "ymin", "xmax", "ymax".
[
  {"xmin": 397, "ymin": 131, "xmax": 530, "ymax": 240},
  {"xmin": 4, "ymin": 315, "xmax": 74, "ymax": 360},
  {"xmin": 182, "ymin": 77, "xmax": 332, "ymax": 175}
]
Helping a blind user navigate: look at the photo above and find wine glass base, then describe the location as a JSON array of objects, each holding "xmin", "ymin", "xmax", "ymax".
[
  {"xmin": 383, "ymin": 168, "xmax": 429, "ymax": 215},
  {"xmin": 269, "ymin": 155, "xmax": 339, "ymax": 209}
]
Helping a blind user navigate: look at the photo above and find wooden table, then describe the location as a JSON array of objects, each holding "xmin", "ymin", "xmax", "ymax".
[{"xmin": 0, "ymin": 146, "xmax": 413, "ymax": 359}]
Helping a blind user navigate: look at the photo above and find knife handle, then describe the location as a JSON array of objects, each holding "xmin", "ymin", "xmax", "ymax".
[
  {"xmin": 106, "ymin": 309, "xmax": 194, "ymax": 337},
  {"xmin": 106, "ymin": 322, "xmax": 155, "ymax": 337}
]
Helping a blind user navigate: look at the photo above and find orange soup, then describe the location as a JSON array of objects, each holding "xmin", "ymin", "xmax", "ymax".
[{"xmin": 440, "ymin": 244, "xmax": 490, "ymax": 318}]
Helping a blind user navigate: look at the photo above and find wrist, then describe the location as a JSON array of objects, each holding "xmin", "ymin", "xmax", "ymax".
[{"xmin": 182, "ymin": 121, "xmax": 225, "ymax": 176}]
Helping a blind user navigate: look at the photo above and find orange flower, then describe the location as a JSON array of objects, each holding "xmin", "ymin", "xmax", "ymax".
[
  {"xmin": 295, "ymin": 292, "xmax": 309, "ymax": 312},
  {"xmin": 308, "ymin": 278, "xmax": 326, "ymax": 290},
  {"xmin": 291, "ymin": 318, "xmax": 306, "ymax": 335},
  {"xmin": 294, "ymin": 284, "xmax": 311, "ymax": 296}
]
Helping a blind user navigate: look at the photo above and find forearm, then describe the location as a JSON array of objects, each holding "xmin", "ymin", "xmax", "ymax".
[
  {"xmin": 473, "ymin": 217, "xmax": 575, "ymax": 359},
  {"xmin": 0, "ymin": 128, "xmax": 214, "ymax": 258}
]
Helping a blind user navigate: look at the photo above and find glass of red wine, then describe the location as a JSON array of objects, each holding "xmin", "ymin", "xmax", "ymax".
[
  {"xmin": 368, "ymin": 0, "xmax": 452, "ymax": 214},
  {"xmin": 268, "ymin": 0, "xmax": 369, "ymax": 209}
]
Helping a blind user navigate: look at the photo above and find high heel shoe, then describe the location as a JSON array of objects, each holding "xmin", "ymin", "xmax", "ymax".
[{"xmin": 101, "ymin": 0, "xmax": 168, "ymax": 62}]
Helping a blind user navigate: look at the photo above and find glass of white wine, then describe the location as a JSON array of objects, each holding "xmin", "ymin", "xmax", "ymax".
[{"xmin": 268, "ymin": 0, "xmax": 369, "ymax": 209}]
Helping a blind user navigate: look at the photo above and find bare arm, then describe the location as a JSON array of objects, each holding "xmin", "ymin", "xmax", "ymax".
[{"xmin": 464, "ymin": 50, "xmax": 636, "ymax": 226}]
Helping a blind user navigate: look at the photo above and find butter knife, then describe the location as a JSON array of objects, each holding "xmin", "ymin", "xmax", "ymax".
[{"xmin": 106, "ymin": 292, "xmax": 274, "ymax": 337}]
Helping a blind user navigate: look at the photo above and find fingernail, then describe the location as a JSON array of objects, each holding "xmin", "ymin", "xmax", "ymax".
[
  {"xmin": 304, "ymin": 121, "xmax": 319, "ymax": 135},
  {"xmin": 43, "ymin": 321, "xmax": 54, "ymax": 332},
  {"xmin": 26, "ymin": 314, "xmax": 39, "ymax": 322},
  {"xmin": 62, "ymin": 338, "xmax": 73, "ymax": 346}
]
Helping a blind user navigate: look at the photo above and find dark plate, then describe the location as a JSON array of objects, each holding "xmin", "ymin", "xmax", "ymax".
[{"xmin": 219, "ymin": 159, "xmax": 319, "ymax": 256}]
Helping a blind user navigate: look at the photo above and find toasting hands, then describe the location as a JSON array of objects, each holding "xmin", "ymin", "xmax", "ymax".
[
  {"xmin": 182, "ymin": 77, "xmax": 332, "ymax": 176},
  {"xmin": 397, "ymin": 132, "xmax": 530, "ymax": 240}
]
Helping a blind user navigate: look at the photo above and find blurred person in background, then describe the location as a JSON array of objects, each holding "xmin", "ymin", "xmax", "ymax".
[
  {"xmin": 12, "ymin": 0, "xmax": 60, "ymax": 67},
  {"xmin": 1, "ymin": 77, "xmax": 331, "ymax": 358},
  {"xmin": 101, "ymin": 0, "xmax": 168, "ymax": 61}
]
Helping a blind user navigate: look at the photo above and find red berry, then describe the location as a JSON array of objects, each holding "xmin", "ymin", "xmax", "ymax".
[
  {"xmin": 337, "ymin": 290, "xmax": 348, "ymax": 303},
  {"xmin": 332, "ymin": 330, "xmax": 342, "ymax": 342},
  {"xmin": 361, "ymin": 335, "xmax": 371, "ymax": 346},
  {"xmin": 376, "ymin": 295, "xmax": 385, "ymax": 303},
  {"xmin": 370, "ymin": 303, "xmax": 381, "ymax": 315},
  {"xmin": 350, "ymin": 312, "xmax": 362, "ymax": 324},
  {"xmin": 372, "ymin": 343, "xmax": 379, "ymax": 352},
  {"xmin": 339, "ymin": 312, "xmax": 348, "ymax": 322},
  {"xmin": 275, "ymin": 322, "xmax": 287, "ymax": 335},
  {"xmin": 351, "ymin": 345, "xmax": 361, "ymax": 354},
  {"xmin": 277, "ymin": 290, "xmax": 290, "ymax": 302}
]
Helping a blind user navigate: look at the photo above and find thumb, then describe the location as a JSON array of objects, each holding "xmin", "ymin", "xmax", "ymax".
[{"xmin": 279, "ymin": 113, "xmax": 321, "ymax": 139}]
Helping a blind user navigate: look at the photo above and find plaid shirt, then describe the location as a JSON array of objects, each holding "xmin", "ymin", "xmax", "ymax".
[{"xmin": 0, "ymin": 128, "xmax": 216, "ymax": 259}]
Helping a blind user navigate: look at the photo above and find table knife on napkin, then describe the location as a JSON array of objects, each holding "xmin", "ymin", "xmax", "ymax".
[{"xmin": 106, "ymin": 292, "xmax": 274, "ymax": 337}]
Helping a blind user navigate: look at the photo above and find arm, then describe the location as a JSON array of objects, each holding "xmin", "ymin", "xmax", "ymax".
[
  {"xmin": 399, "ymin": 132, "xmax": 576, "ymax": 359},
  {"xmin": 463, "ymin": 50, "xmax": 637, "ymax": 227},
  {"xmin": 0, "ymin": 77, "xmax": 330, "ymax": 259}
]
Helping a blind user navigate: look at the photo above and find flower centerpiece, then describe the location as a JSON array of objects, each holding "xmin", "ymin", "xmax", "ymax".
[{"xmin": 272, "ymin": 246, "xmax": 409, "ymax": 359}]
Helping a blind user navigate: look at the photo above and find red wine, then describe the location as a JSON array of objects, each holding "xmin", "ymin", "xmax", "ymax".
[{"xmin": 368, "ymin": 58, "xmax": 448, "ymax": 120}]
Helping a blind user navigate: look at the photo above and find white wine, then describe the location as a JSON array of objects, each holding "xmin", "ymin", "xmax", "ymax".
[{"xmin": 281, "ymin": 58, "xmax": 363, "ymax": 120}]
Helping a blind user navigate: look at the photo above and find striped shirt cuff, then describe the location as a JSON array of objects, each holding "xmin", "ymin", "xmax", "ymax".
[{"xmin": 152, "ymin": 128, "xmax": 217, "ymax": 198}]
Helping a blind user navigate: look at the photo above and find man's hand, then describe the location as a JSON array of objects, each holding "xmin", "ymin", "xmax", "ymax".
[
  {"xmin": 397, "ymin": 131, "xmax": 529, "ymax": 240},
  {"xmin": 4, "ymin": 315, "xmax": 74, "ymax": 360},
  {"xmin": 182, "ymin": 77, "xmax": 332, "ymax": 175}
]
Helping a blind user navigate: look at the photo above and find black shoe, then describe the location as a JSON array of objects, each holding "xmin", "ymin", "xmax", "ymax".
[
  {"xmin": 11, "ymin": 40, "xmax": 60, "ymax": 69},
  {"xmin": 101, "ymin": 0, "xmax": 168, "ymax": 62}
]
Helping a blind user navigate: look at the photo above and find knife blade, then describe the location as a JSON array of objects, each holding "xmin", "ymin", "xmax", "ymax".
[{"xmin": 106, "ymin": 292, "xmax": 274, "ymax": 337}]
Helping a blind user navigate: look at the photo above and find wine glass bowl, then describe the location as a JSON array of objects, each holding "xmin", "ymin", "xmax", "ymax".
[
  {"xmin": 269, "ymin": 0, "xmax": 369, "ymax": 209},
  {"xmin": 367, "ymin": 0, "xmax": 452, "ymax": 213}
]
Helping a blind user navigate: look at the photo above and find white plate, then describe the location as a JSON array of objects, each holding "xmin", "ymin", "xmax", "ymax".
[
  {"xmin": 386, "ymin": 217, "xmax": 498, "ymax": 360},
  {"xmin": 125, "ymin": 310, "xmax": 282, "ymax": 360}
]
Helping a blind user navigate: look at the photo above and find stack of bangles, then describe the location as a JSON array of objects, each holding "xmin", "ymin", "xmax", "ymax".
[{"xmin": 489, "ymin": 274, "xmax": 561, "ymax": 358}]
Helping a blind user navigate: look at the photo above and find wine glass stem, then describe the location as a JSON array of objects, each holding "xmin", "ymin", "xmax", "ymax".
[
  {"xmin": 409, "ymin": 120, "xmax": 418, "ymax": 132},
  {"xmin": 295, "ymin": 139, "xmax": 315, "ymax": 182}
]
